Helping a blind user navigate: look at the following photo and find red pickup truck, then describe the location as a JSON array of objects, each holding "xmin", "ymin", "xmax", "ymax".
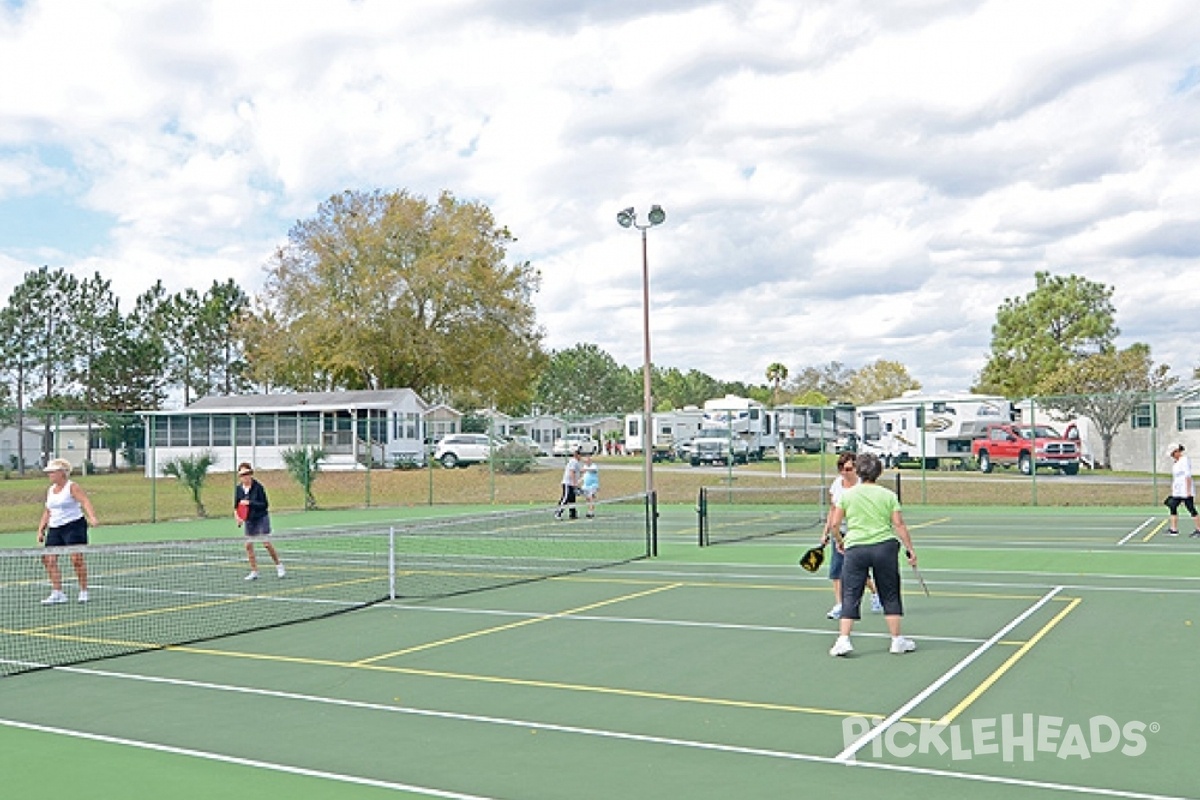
[{"xmin": 971, "ymin": 423, "xmax": 1081, "ymax": 475}]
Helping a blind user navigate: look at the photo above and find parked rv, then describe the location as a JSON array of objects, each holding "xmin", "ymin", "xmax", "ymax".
[
  {"xmin": 624, "ymin": 408, "xmax": 705, "ymax": 458},
  {"xmin": 776, "ymin": 404, "xmax": 855, "ymax": 453},
  {"xmin": 855, "ymin": 392, "xmax": 1011, "ymax": 468},
  {"xmin": 688, "ymin": 427, "xmax": 751, "ymax": 466},
  {"xmin": 700, "ymin": 394, "xmax": 778, "ymax": 460}
]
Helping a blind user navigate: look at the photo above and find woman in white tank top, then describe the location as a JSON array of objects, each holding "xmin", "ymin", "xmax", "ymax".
[{"xmin": 36, "ymin": 458, "xmax": 99, "ymax": 604}]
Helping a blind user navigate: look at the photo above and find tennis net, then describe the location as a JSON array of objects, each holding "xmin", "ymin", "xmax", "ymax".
[
  {"xmin": 698, "ymin": 484, "xmax": 825, "ymax": 546},
  {"xmin": 0, "ymin": 494, "xmax": 654, "ymax": 678}
]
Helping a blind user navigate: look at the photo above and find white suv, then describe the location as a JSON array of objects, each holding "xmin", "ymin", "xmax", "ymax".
[
  {"xmin": 434, "ymin": 434, "xmax": 504, "ymax": 468},
  {"xmin": 552, "ymin": 433, "xmax": 599, "ymax": 457}
]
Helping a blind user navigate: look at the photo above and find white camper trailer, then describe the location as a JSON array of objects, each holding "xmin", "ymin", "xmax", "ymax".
[
  {"xmin": 698, "ymin": 394, "xmax": 779, "ymax": 460},
  {"xmin": 624, "ymin": 407, "xmax": 705, "ymax": 458},
  {"xmin": 855, "ymin": 391, "xmax": 1011, "ymax": 468},
  {"xmin": 775, "ymin": 404, "xmax": 855, "ymax": 453}
]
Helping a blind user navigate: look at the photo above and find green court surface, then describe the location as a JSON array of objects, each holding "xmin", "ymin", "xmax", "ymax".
[{"xmin": 2, "ymin": 505, "xmax": 1197, "ymax": 799}]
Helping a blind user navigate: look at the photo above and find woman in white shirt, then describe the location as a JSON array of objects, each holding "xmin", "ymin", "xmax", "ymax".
[
  {"xmin": 36, "ymin": 457, "xmax": 99, "ymax": 604},
  {"xmin": 1165, "ymin": 443, "xmax": 1199, "ymax": 537}
]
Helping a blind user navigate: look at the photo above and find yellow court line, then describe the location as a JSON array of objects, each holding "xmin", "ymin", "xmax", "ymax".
[
  {"xmin": 1143, "ymin": 519, "xmax": 1167, "ymax": 542},
  {"xmin": 908, "ymin": 517, "xmax": 952, "ymax": 530},
  {"xmin": 356, "ymin": 583, "xmax": 684, "ymax": 665},
  {"xmin": 553, "ymin": 574, "xmax": 1059, "ymax": 603},
  {"xmin": 172, "ymin": 643, "xmax": 877, "ymax": 720},
  {"xmin": 937, "ymin": 596, "xmax": 1082, "ymax": 726}
]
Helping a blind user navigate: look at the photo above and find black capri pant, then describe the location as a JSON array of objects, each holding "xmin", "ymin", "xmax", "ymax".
[
  {"xmin": 1165, "ymin": 496, "xmax": 1198, "ymax": 517},
  {"xmin": 840, "ymin": 538, "xmax": 903, "ymax": 620}
]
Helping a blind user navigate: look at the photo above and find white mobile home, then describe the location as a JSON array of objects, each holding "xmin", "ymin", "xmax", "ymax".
[
  {"xmin": 855, "ymin": 391, "xmax": 1011, "ymax": 467},
  {"xmin": 510, "ymin": 413, "xmax": 567, "ymax": 454},
  {"xmin": 143, "ymin": 389, "xmax": 429, "ymax": 475},
  {"xmin": 0, "ymin": 423, "xmax": 44, "ymax": 473}
]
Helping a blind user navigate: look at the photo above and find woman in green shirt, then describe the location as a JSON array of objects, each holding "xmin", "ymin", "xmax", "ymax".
[{"xmin": 826, "ymin": 452, "xmax": 918, "ymax": 657}]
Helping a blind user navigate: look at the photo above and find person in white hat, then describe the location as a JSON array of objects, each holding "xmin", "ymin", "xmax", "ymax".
[
  {"xmin": 36, "ymin": 458, "xmax": 99, "ymax": 604},
  {"xmin": 1165, "ymin": 443, "xmax": 1199, "ymax": 537}
]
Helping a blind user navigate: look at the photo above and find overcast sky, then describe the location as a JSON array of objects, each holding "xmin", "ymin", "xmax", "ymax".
[{"xmin": 2, "ymin": 0, "xmax": 1198, "ymax": 399}]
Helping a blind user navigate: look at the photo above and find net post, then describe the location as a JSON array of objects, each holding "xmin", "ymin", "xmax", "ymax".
[
  {"xmin": 649, "ymin": 491, "xmax": 658, "ymax": 557},
  {"xmin": 388, "ymin": 526, "xmax": 396, "ymax": 601},
  {"xmin": 894, "ymin": 471, "xmax": 902, "ymax": 504},
  {"xmin": 697, "ymin": 487, "xmax": 707, "ymax": 546}
]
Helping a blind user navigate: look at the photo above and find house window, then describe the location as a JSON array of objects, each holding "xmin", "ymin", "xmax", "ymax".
[
  {"xmin": 255, "ymin": 415, "xmax": 277, "ymax": 446},
  {"xmin": 277, "ymin": 415, "xmax": 298, "ymax": 445},
  {"xmin": 234, "ymin": 416, "xmax": 253, "ymax": 446},
  {"xmin": 191, "ymin": 416, "xmax": 213, "ymax": 447},
  {"xmin": 1131, "ymin": 404, "xmax": 1156, "ymax": 429},
  {"xmin": 1178, "ymin": 405, "xmax": 1200, "ymax": 431},
  {"xmin": 212, "ymin": 416, "xmax": 232, "ymax": 446},
  {"xmin": 403, "ymin": 412, "xmax": 421, "ymax": 440},
  {"xmin": 299, "ymin": 412, "xmax": 320, "ymax": 445},
  {"xmin": 168, "ymin": 416, "xmax": 190, "ymax": 447}
]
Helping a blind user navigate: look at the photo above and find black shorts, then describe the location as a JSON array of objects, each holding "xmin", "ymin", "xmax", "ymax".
[
  {"xmin": 45, "ymin": 517, "xmax": 89, "ymax": 547},
  {"xmin": 1165, "ymin": 496, "xmax": 1198, "ymax": 517}
]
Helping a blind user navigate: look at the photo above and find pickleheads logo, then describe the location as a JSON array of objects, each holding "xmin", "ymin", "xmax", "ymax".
[{"xmin": 843, "ymin": 714, "xmax": 1157, "ymax": 761}]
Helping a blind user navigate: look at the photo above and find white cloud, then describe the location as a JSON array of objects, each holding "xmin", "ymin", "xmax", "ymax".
[{"xmin": 1, "ymin": 0, "xmax": 1198, "ymax": 394}]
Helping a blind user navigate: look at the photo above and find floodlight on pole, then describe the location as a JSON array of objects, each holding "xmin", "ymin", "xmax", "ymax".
[{"xmin": 615, "ymin": 205, "xmax": 666, "ymax": 500}]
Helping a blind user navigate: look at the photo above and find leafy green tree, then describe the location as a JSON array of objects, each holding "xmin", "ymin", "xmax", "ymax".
[
  {"xmin": 533, "ymin": 344, "xmax": 639, "ymax": 415},
  {"xmin": 249, "ymin": 189, "xmax": 543, "ymax": 407},
  {"xmin": 197, "ymin": 279, "xmax": 253, "ymax": 397},
  {"xmin": 0, "ymin": 267, "xmax": 79, "ymax": 464},
  {"xmin": 0, "ymin": 287, "xmax": 43, "ymax": 473},
  {"xmin": 844, "ymin": 359, "xmax": 921, "ymax": 405},
  {"xmin": 89, "ymin": 285, "xmax": 170, "ymax": 413},
  {"xmin": 281, "ymin": 446, "xmax": 325, "ymax": 510},
  {"xmin": 790, "ymin": 361, "xmax": 855, "ymax": 403},
  {"xmin": 1037, "ymin": 344, "xmax": 1176, "ymax": 469},
  {"xmin": 791, "ymin": 389, "xmax": 830, "ymax": 406},
  {"xmin": 162, "ymin": 451, "xmax": 217, "ymax": 517},
  {"xmin": 69, "ymin": 272, "xmax": 121, "ymax": 465},
  {"xmin": 655, "ymin": 367, "xmax": 724, "ymax": 410},
  {"xmin": 977, "ymin": 272, "xmax": 1117, "ymax": 397}
]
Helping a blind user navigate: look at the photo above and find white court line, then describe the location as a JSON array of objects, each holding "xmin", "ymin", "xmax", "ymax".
[
  {"xmin": 374, "ymin": 602, "xmax": 993, "ymax": 646},
  {"xmin": 2, "ymin": 661, "xmax": 1194, "ymax": 800},
  {"xmin": 834, "ymin": 586, "xmax": 1065, "ymax": 763},
  {"xmin": 0, "ymin": 716, "xmax": 497, "ymax": 800},
  {"xmin": 1117, "ymin": 518, "xmax": 1156, "ymax": 545}
]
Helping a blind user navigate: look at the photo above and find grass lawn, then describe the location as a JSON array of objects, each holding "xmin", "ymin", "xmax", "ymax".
[{"xmin": 0, "ymin": 453, "xmax": 1168, "ymax": 538}]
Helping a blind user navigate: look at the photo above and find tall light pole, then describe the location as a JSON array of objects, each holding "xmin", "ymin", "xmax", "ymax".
[{"xmin": 617, "ymin": 205, "xmax": 665, "ymax": 498}]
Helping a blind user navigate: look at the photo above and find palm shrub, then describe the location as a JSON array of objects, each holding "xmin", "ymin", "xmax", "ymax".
[
  {"xmin": 282, "ymin": 445, "xmax": 325, "ymax": 510},
  {"xmin": 161, "ymin": 451, "xmax": 217, "ymax": 517}
]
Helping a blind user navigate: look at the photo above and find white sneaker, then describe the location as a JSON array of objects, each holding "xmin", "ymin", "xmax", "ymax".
[
  {"xmin": 276, "ymin": 564, "xmax": 287, "ymax": 578},
  {"xmin": 826, "ymin": 603, "xmax": 842, "ymax": 620},
  {"xmin": 830, "ymin": 636, "xmax": 853, "ymax": 657},
  {"xmin": 870, "ymin": 594, "xmax": 884, "ymax": 613},
  {"xmin": 41, "ymin": 590, "xmax": 68, "ymax": 605},
  {"xmin": 890, "ymin": 636, "xmax": 917, "ymax": 654},
  {"xmin": 245, "ymin": 571, "xmax": 259, "ymax": 581},
  {"xmin": 78, "ymin": 590, "xmax": 89, "ymax": 603}
]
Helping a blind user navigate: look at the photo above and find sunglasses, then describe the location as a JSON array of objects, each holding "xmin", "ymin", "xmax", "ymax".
[{"xmin": 840, "ymin": 464, "xmax": 856, "ymax": 472}]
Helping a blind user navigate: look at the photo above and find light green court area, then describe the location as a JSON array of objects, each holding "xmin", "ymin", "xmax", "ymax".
[{"xmin": 1, "ymin": 504, "xmax": 1197, "ymax": 800}]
